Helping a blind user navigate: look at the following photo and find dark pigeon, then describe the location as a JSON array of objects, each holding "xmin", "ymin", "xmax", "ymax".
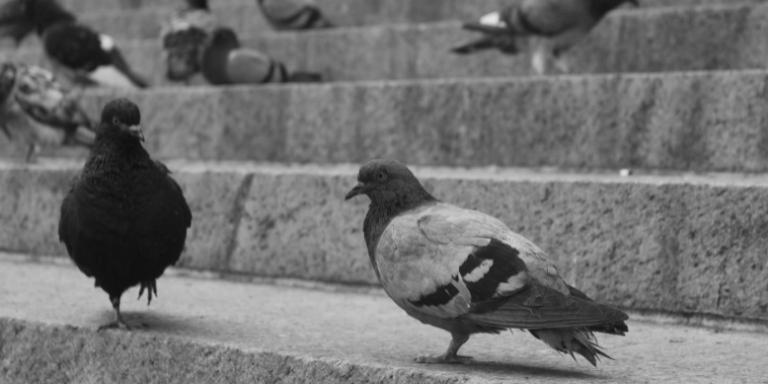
[
  {"xmin": 59, "ymin": 98, "xmax": 192, "ymax": 329},
  {"xmin": 0, "ymin": 62, "xmax": 94, "ymax": 161},
  {"xmin": 346, "ymin": 159, "xmax": 628, "ymax": 364},
  {"xmin": 160, "ymin": 0, "xmax": 217, "ymax": 83},
  {"xmin": 255, "ymin": 0, "xmax": 333, "ymax": 31},
  {"xmin": 0, "ymin": 0, "xmax": 149, "ymax": 88},
  {"xmin": 201, "ymin": 27, "xmax": 322, "ymax": 85},
  {"xmin": 452, "ymin": 0, "xmax": 638, "ymax": 74}
]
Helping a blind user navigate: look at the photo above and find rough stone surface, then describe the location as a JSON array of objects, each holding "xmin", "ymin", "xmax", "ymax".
[
  {"xmin": 5, "ymin": 71, "xmax": 768, "ymax": 172},
  {"xmin": 1, "ymin": 259, "xmax": 767, "ymax": 384},
  {"xmin": 1, "ymin": 160, "xmax": 767, "ymax": 321},
  {"xmin": 5, "ymin": 4, "xmax": 768, "ymax": 84},
  {"xmin": 54, "ymin": 0, "xmax": 762, "ymax": 20}
]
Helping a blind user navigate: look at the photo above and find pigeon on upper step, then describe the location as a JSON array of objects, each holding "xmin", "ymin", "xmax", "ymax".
[
  {"xmin": 59, "ymin": 98, "xmax": 192, "ymax": 330},
  {"xmin": 255, "ymin": 0, "xmax": 334, "ymax": 31},
  {"xmin": 200, "ymin": 27, "xmax": 322, "ymax": 85},
  {"xmin": 452, "ymin": 0, "xmax": 638, "ymax": 75},
  {"xmin": 0, "ymin": 61, "xmax": 94, "ymax": 162},
  {"xmin": 345, "ymin": 159, "xmax": 628, "ymax": 364},
  {"xmin": 160, "ymin": 0, "xmax": 218, "ymax": 83},
  {"xmin": 0, "ymin": 0, "xmax": 149, "ymax": 88}
]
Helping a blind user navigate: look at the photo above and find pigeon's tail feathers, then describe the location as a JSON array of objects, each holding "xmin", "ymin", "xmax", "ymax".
[
  {"xmin": 467, "ymin": 283, "xmax": 629, "ymax": 333},
  {"xmin": 462, "ymin": 21, "xmax": 509, "ymax": 35},
  {"xmin": 99, "ymin": 44, "xmax": 150, "ymax": 88},
  {"xmin": 451, "ymin": 36, "xmax": 518, "ymax": 55},
  {"xmin": 258, "ymin": 0, "xmax": 334, "ymax": 31},
  {"xmin": 529, "ymin": 329, "xmax": 612, "ymax": 366},
  {"xmin": 286, "ymin": 70, "xmax": 323, "ymax": 83}
]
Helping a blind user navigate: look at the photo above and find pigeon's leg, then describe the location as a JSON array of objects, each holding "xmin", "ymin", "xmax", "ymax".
[
  {"xmin": 138, "ymin": 280, "xmax": 158, "ymax": 306},
  {"xmin": 24, "ymin": 142, "xmax": 38, "ymax": 163},
  {"xmin": 553, "ymin": 55, "xmax": 571, "ymax": 74},
  {"xmin": 415, "ymin": 332, "xmax": 474, "ymax": 364},
  {"xmin": 1, "ymin": 123, "xmax": 12, "ymax": 140},
  {"xmin": 98, "ymin": 295, "xmax": 131, "ymax": 330},
  {"xmin": 530, "ymin": 46, "xmax": 550, "ymax": 75}
]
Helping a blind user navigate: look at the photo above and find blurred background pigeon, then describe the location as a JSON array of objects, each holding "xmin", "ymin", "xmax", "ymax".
[
  {"xmin": 59, "ymin": 98, "xmax": 192, "ymax": 330},
  {"xmin": 255, "ymin": 0, "xmax": 334, "ymax": 31},
  {"xmin": 0, "ymin": 0, "xmax": 150, "ymax": 88},
  {"xmin": 452, "ymin": 0, "xmax": 638, "ymax": 75},
  {"xmin": 160, "ymin": 0, "xmax": 217, "ymax": 83},
  {"xmin": 0, "ymin": 61, "xmax": 94, "ymax": 161},
  {"xmin": 346, "ymin": 159, "xmax": 628, "ymax": 364},
  {"xmin": 201, "ymin": 27, "xmax": 322, "ymax": 85}
]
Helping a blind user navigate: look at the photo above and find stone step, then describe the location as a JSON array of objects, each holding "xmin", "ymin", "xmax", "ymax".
[
  {"xmin": 57, "ymin": 0, "xmax": 767, "ymax": 20},
  {"xmin": 61, "ymin": 0, "xmax": 763, "ymax": 41},
  {"xmin": 1, "ymin": 160, "xmax": 767, "ymax": 322},
  {"xmin": 4, "ymin": 70, "xmax": 768, "ymax": 172},
  {"xmin": 0, "ymin": 257, "xmax": 766, "ymax": 384},
  {"xmin": 3, "ymin": 4, "xmax": 768, "ymax": 83}
]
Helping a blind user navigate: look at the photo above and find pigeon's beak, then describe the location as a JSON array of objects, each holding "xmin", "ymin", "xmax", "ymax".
[
  {"xmin": 128, "ymin": 124, "xmax": 145, "ymax": 142},
  {"xmin": 345, "ymin": 183, "xmax": 366, "ymax": 200}
]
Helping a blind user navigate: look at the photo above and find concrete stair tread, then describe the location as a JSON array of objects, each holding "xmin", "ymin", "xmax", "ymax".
[
  {"xmin": 1, "ymin": 159, "xmax": 767, "ymax": 322},
  {"xmin": 5, "ymin": 3, "xmax": 768, "ymax": 83},
  {"xmin": 1, "ymin": 255, "xmax": 766, "ymax": 384},
  {"xmin": 5, "ymin": 70, "xmax": 768, "ymax": 172}
]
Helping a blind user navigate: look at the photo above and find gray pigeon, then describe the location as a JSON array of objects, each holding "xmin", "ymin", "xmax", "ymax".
[
  {"xmin": 201, "ymin": 27, "xmax": 322, "ymax": 85},
  {"xmin": 452, "ymin": 0, "xmax": 638, "ymax": 75},
  {"xmin": 160, "ymin": 0, "xmax": 217, "ymax": 82},
  {"xmin": 0, "ymin": 62, "xmax": 94, "ymax": 161},
  {"xmin": 346, "ymin": 159, "xmax": 628, "ymax": 364},
  {"xmin": 255, "ymin": 0, "xmax": 334, "ymax": 31}
]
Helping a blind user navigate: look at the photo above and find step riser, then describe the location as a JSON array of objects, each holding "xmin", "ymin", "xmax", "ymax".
[
  {"xmin": 4, "ymin": 71, "xmax": 768, "ymax": 172},
  {"xmin": 2, "ymin": 165, "xmax": 766, "ymax": 321},
  {"xmin": 4, "ymin": 5, "xmax": 767, "ymax": 83}
]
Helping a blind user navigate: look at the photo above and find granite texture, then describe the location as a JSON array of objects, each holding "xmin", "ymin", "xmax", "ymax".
[
  {"xmin": 1, "ymin": 260, "xmax": 767, "ymax": 384},
  {"xmin": 4, "ymin": 4, "xmax": 768, "ymax": 84},
  {"xmin": 1, "ymin": 162, "xmax": 767, "ymax": 321},
  {"xmin": 5, "ymin": 71, "xmax": 768, "ymax": 172}
]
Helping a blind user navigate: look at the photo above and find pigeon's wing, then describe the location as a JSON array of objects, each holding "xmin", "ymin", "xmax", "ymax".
[
  {"xmin": 516, "ymin": 0, "xmax": 594, "ymax": 36},
  {"xmin": 225, "ymin": 49, "xmax": 287, "ymax": 84},
  {"xmin": 42, "ymin": 23, "xmax": 111, "ymax": 72},
  {"xmin": 152, "ymin": 160, "xmax": 192, "ymax": 229},
  {"xmin": 257, "ymin": 0, "xmax": 333, "ymax": 30},
  {"xmin": 415, "ymin": 204, "xmax": 569, "ymax": 293}
]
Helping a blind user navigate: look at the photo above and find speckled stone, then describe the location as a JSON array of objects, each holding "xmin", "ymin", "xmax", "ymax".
[
  {"xmin": 5, "ymin": 4, "xmax": 768, "ymax": 84},
  {"xmin": 1, "ymin": 163, "xmax": 766, "ymax": 320},
  {"xmin": 7, "ymin": 70, "xmax": 768, "ymax": 172},
  {"xmin": 1, "ymin": 261, "xmax": 767, "ymax": 384}
]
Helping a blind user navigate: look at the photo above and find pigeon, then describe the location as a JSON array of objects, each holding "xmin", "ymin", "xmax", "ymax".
[
  {"xmin": 255, "ymin": 0, "xmax": 334, "ymax": 31},
  {"xmin": 0, "ymin": 61, "xmax": 94, "ymax": 161},
  {"xmin": 345, "ymin": 159, "xmax": 628, "ymax": 364},
  {"xmin": 0, "ymin": 0, "xmax": 149, "ymax": 88},
  {"xmin": 452, "ymin": 0, "xmax": 639, "ymax": 75},
  {"xmin": 160, "ymin": 0, "xmax": 217, "ymax": 83},
  {"xmin": 200, "ymin": 27, "xmax": 322, "ymax": 85},
  {"xmin": 58, "ymin": 98, "xmax": 192, "ymax": 330}
]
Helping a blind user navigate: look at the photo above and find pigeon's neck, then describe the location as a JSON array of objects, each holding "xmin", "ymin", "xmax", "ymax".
[
  {"xmin": 589, "ymin": 0, "xmax": 627, "ymax": 19},
  {"xmin": 30, "ymin": 0, "xmax": 76, "ymax": 35},
  {"xmin": 85, "ymin": 134, "xmax": 152, "ymax": 177},
  {"xmin": 362, "ymin": 188, "xmax": 437, "ymax": 273},
  {"xmin": 201, "ymin": 44, "xmax": 234, "ymax": 85}
]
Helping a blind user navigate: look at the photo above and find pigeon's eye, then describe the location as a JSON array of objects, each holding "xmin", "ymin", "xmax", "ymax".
[{"xmin": 376, "ymin": 171, "xmax": 387, "ymax": 181}]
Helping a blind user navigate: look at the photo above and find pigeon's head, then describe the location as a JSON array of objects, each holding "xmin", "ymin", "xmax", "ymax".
[
  {"xmin": 99, "ymin": 98, "xmax": 143, "ymax": 142},
  {"xmin": 209, "ymin": 27, "xmax": 241, "ymax": 50},
  {"xmin": 345, "ymin": 159, "xmax": 435, "ymax": 206},
  {"xmin": 185, "ymin": 0, "xmax": 209, "ymax": 11}
]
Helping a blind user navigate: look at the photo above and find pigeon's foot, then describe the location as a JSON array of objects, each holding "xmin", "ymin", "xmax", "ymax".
[
  {"xmin": 97, "ymin": 319, "xmax": 132, "ymax": 331},
  {"xmin": 414, "ymin": 354, "xmax": 474, "ymax": 364}
]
